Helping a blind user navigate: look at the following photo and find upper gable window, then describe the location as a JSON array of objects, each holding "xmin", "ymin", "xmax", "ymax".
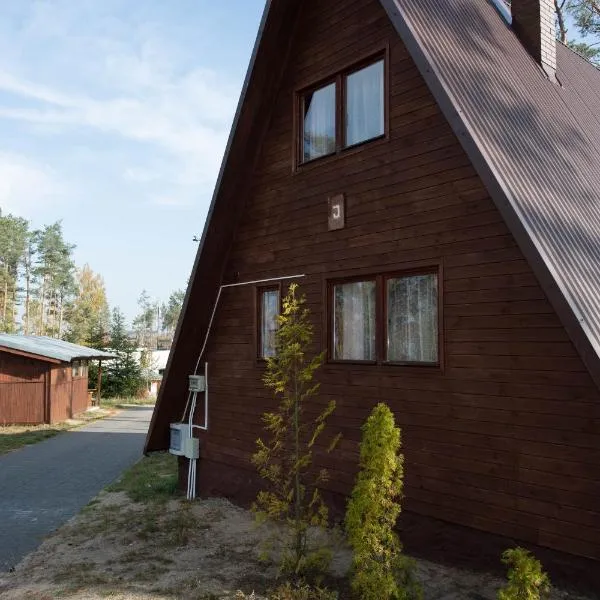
[
  {"xmin": 303, "ymin": 82, "xmax": 336, "ymax": 162},
  {"xmin": 345, "ymin": 60, "xmax": 385, "ymax": 147},
  {"xmin": 298, "ymin": 54, "xmax": 386, "ymax": 165}
]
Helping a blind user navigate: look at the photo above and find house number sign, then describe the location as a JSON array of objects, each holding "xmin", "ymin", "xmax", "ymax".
[{"xmin": 328, "ymin": 194, "xmax": 345, "ymax": 231}]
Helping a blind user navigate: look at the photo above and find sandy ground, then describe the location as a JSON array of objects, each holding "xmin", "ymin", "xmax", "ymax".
[{"xmin": 0, "ymin": 488, "xmax": 595, "ymax": 600}]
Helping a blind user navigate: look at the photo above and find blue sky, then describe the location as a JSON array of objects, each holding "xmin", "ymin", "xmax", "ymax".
[{"xmin": 0, "ymin": 1, "xmax": 264, "ymax": 322}]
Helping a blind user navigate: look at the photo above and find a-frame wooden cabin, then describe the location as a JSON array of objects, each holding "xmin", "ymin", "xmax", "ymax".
[{"xmin": 147, "ymin": 0, "xmax": 600, "ymax": 566}]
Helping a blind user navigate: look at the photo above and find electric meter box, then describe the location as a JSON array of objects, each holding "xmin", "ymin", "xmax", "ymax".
[
  {"xmin": 169, "ymin": 422, "xmax": 188, "ymax": 456},
  {"xmin": 188, "ymin": 375, "xmax": 206, "ymax": 392},
  {"xmin": 169, "ymin": 423, "xmax": 200, "ymax": 459}
]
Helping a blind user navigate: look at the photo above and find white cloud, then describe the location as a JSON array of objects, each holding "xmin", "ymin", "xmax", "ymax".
[
  {"xmin": 0, "ymin": 153, "xmax": 64, "ymax": 217},
  {"xmin": 0, "ymin": 72, "xmax": 233, "ymax": 189},
  {"xmin": 0, "ymin": 6, "xmax": 240, "ymax": 205}
]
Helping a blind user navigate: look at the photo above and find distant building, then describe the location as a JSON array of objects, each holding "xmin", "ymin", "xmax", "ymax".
[
  {"xmin": 148, "ymin": 350, "xmax": 170, "ymax": 397},
  {"xmin": 0, "ymin": 335, "xmax": 116, "ymax": 424}
]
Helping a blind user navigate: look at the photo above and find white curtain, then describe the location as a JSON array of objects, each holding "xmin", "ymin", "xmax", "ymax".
[
  {"xmin": 261, "ymin": 290, "xmax": 279, "ymax": 358},
  {"xmin": 333, "ymin": 281, "xmax": 376, "ymax": 360},
  {"xmin": 345, "ymin": 60, "xmax": 384, "ymax": 147},
  {"xmin": 303, "ymin": 83, "xmax": 336, "ymax": 161},
  {"xmin": 387, "ymin": 275, "xmax": 438, "ymax": 362}
]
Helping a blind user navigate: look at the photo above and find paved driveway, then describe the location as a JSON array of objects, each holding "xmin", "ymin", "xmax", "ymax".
[{"xmin": 0, "ymin": 407, "xmax": 152, "ymax": 572}]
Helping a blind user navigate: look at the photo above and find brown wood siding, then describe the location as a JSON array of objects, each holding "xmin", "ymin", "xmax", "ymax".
[
  {"xmin": 71, "ymin": 376, "xmax": 89, "ymax": 416},
  {"xmin": 190, "ymin": 0, "xmax": 600, "ymax": 562},
  {"xmin": 0, "ymin": 352, "xmax": 47, "ymax": 424},
  {"xmin": 49, "ymin": 365, "xmax": 72, "ymax": 423}
]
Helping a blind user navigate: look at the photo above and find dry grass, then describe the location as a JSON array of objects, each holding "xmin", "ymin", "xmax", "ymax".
[
  {"xmin": 0, "ymin": 408, "xmax": 115, "ymax": 456},
  {"xmin": 0, "ymin": 454, "xmax": 594, "ymax": 600},
  {"xmin": 98, "ymin": 396, "xmax": 156, "ymax": 409}
]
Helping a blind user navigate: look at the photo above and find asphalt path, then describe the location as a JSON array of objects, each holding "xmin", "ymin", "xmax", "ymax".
[{"xmin": 0, "ymin": 407, "xmax": 152, "ymax": 572}]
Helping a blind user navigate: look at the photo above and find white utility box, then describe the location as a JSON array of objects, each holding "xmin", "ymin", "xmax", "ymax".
[
  {"xmin": 188, "ymin": 375, "xmax": 206, "ymax": 392},
  {"xmin": 169, "ymin": 422, "xmax": 189, "ymax": 456},
  {"xmin": 169, "ymin": 422, "xmax": 200, "ymax": 458},
  {"xmin": 184, "ymin": 437, "xmax": 200, "ymax": 459}
]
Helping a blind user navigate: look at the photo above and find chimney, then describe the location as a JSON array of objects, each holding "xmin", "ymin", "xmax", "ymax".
[{"xmin": 511, "ymin": 0, "xmax": 557, "ymax": 80}]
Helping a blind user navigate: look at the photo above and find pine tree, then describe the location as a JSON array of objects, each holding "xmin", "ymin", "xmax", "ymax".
[
  {"xmin": 32, "ymin": 222, "xmax": 75, "ymax": 337},
  {"xmin": 552, "ymin": 1, "xmax": 600, "ymax": 63},
  {"xmin": 161, "ymin": 289, "xmax": 185, "ymax": 335},
  {"xmin": 0, "ymin": 213, "xmax": 28, "ymax": 333},
  {"xmin": 252, "ymin": 284, "xmax": 340, "ymax": 580},
  {"xmin": 101, "ymin": 308, "xmax": 144, "ymax": 398}
]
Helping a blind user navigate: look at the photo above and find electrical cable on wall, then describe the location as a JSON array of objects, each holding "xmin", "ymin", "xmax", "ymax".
[{"xmin": 182, "ymin": 273, "xmax": 306, "ymax": 500}]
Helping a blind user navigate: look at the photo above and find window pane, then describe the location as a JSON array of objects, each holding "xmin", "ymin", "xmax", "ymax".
[
  {"xmin": 387, "ymin": 274, "xmax": 438, "ymax": 363},
  {"xmin": 333, "ymin": 281, "xmax": 376, "ymax": 360},
  {"xmin": 345, "ymin": 60, "xmax": 384, "ymax": 147},
  {"xmin": 303, "ymin": 83, "xmax": 336, "ymax": 162},
  {"xmin": 261, "ymin": 290, "xmax": 279, "ymax": 358}
]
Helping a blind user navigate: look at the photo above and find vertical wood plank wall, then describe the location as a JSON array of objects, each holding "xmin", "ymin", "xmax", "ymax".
[
  {"xmin": 71, "ymin": 376, "xmax": 90, "ymax": 416},
  {"xmin": 191, "ymin": 0, "xmax": 600, "ymax": 561},
  {"xmin": 50, "ymin": 365, "xmax": 73, "ymax": 423},
  {"xmin": 0, "ymin": 353, "xmax": 47, "ymax": 424}
]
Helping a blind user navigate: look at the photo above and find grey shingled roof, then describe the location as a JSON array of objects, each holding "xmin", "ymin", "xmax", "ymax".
[
  {"xmin": 380, "ymin": 0, "xmax": 600, "ymax": 381},
  {"xmin": 0, "ymin": 335, "xmax": 117, "ymax": 362}
]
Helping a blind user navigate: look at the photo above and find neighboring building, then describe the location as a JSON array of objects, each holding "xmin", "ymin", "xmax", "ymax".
[
  {"xmin": 148, "ymin": 350, "xmax": 170, "ymax": 397},
  {"xmin": 0, "ymin": 335, "xmax": 116, "ymax": 425},
  {"xmin": 146, "ymin": 0, "xmax": 600, "ymax": 565}
]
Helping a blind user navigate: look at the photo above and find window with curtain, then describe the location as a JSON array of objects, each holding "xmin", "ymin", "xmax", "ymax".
[
  {"xmin": 387, "ymin": 274, "xmax": 438, "ymax": 363},
  {"xmin": 345, "ymin": 60, "xmax": 384, "ymax": 147},
  {"xmin": 297, "ymin": 54, "xmax": 386, "ymax": 165},
  {"xmin": 302, "ymin": 82, "xmax": 336, "ymax": 162},
  {"xmin": 329, "ymin": 270, "xmax": 439, "ymax": 365},
  {"xmin": 333, "ymin": 280, "xmax": 376, "ymax": 361},
  {"xmin": 259, "ymin": 288, "xmax": 280, "ymax": 358}
]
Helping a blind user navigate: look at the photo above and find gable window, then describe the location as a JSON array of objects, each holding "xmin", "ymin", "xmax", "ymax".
[
  {"xmin": 303, "ymin": 82, "xmax": 336, "ymax": 162},
  {"xmin": 345, "ymin": 60, "xmax": 385, "ymax": 147},
  {"xmin": 259, "ymin": 287, "xmax": 280, "ymax": 359},
  {"xmin": 329, "ymin": 270, "xmax": 439, "ymax": 365},
  {"xmin": 298, "ymin": 54, "xmax": 386, "ymax": 165}
]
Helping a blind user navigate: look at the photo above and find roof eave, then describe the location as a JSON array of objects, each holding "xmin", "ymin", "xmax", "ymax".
[{"xmin": 0, "ymin": 345, "xmax": 63, "ymax": 364}]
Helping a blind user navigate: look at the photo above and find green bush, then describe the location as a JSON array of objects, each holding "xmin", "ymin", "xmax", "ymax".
[
  {"xmin": 498, "ymin": 548, "xmax": 551, "ymax": 600},
  {"xmin": 345, "ymin": 403, "xmax": 421, "ymax": 600}
]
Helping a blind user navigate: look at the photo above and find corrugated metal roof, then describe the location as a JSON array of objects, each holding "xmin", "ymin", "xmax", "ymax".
[
  {"xmin": 381, "ymin": 0, "xmax": 600, "ymax": 382},
  {"xmin": 0, "ymin": 335, "xmax": 117, "ymax": 362}
]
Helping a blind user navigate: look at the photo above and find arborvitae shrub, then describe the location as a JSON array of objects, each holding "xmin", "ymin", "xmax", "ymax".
[
  {"xmin": 497, "ymin": 548, "xmax": 551, "ymax": 600},
  {"xmin": 345, "ymin": 403, "xmax": 422, "ymax": 600}
]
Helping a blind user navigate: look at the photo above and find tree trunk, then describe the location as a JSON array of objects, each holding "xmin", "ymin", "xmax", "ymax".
[
  {"xmin": 10, "ymin": 286, "xmax": 17, "ymax": 333},
  {"xmin": 555, "ymin": 0, "xmax": 568, "ymax": 43},
  {"xmin": 58, "ymin": 294, "xmax": 64, "ymax": 339},
  {"xmin": 293, "ymin": 358, "xmax": 302, "ymax": 572},
  {"xmin": 39, "ymin": 276, "xmax": 46, "ymax": 336},
  {"xmin": 2, "ymin": 275, "xmax": 7, "ymax": 326},
  {"xmin": 24, "ymin": 261, "xmax": 30, "ymax": 335}
]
